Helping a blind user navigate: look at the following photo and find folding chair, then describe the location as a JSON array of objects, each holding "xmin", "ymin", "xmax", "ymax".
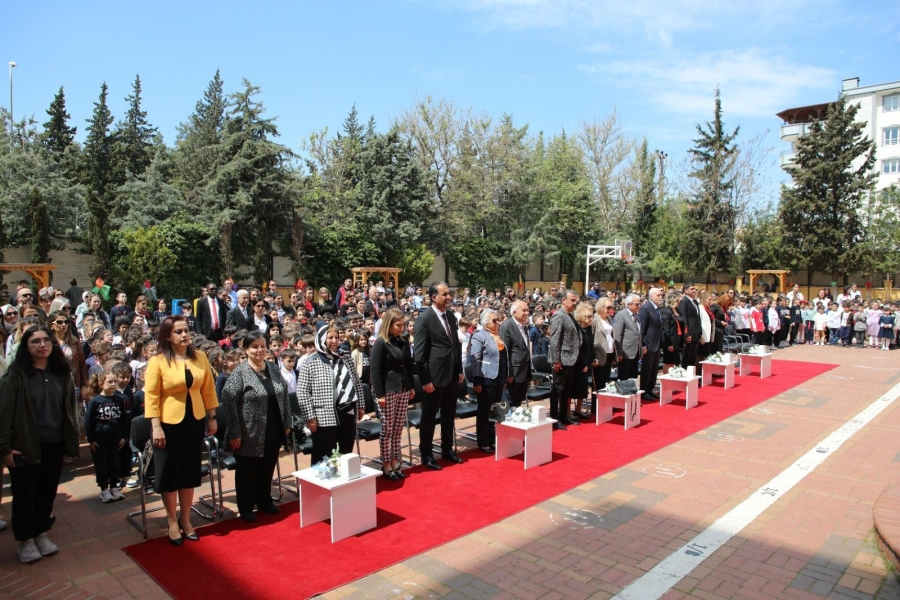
[{"xmin": 356, "ymin": 383, "xmax": 383, "ymax": 465}]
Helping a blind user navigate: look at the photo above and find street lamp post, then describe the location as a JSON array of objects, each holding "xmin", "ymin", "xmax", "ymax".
[
  {"xmin": 8, "ymin": 61, "xmax": 15, "ymax": 144},
  {"xmin": 655, "ymin": 150, "xmax": 668, "ymax": 204}
]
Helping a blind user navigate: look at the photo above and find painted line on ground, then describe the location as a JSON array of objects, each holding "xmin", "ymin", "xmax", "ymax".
[{"xmin": 613, "ymin": 380, "xmax": 900, "ymax": 600}]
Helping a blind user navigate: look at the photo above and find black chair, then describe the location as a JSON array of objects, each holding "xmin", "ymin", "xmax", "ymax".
[
  {"xmin": 455, "ymin": 370, "xmax": 479, "ymax": 443},
  {"xmin": 126, "ymin": 416, "xmax": 220, "ymax": 539},
  {"xmin": 199, "ymin": 405, "xmax": 236, "ymax": 515},
  {"xmin": 404, "ymin": 374, "xmax": 443, "ymax": 464},
  {"xmin": 356, "ymin": 383, "xmax": 383, "ymax": 464},
  {"xmin": 527, "ymin": 355, "xmax": 553, "ymax": 403}
]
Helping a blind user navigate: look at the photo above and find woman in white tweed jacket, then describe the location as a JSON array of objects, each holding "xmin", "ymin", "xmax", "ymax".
[
  {"xmin": 221, "ymin": 331, "xmax": 292, "ymax": 522},
  {"xmin": 297, "ymin": 325, "xmax": 365, "ymax": 465}
]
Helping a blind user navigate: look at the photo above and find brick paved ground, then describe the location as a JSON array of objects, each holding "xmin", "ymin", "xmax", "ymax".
[{"xmin": 1, "ymin": 345, "xmax": 899, "ymax": 599}]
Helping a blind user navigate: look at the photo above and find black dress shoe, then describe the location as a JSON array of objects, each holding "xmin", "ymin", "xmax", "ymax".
[
  {"xmin": 553, "ymin": 422, "xmax": 567, "ymax": 431},
  {"xmin": 394, "ymin": 469, "xmax": 408, "ymax": 479},
  {"xmin": 239, "ymin": 512, "xmax": 257, "ymax": 523},
  {"xmin": 563, "ymin": 418, "xmax": 581, "ymax": 426},
  {"xmin": 382, "ymin": 468, "xmax": 401, "ymax": 481},
  {"xmin": 422, "ymin": 455, "xmax": 443, "ymax": 470},
  {"xmin": 641, "ymin": 394, "xmax": 657, "ymax": 402},
  {"xmin": 442, "ymin": 451, "xmax": 464, "ymax": 464},
  {"xmin": 572, "ymin": 411, "xmax": 588, "ymax": 419},
  {"xmin": 479, "ymin": 445, "xmax": 493, "ymax": 454},
  {"xmin": 180, "ymin": 528, "xmax": 200, "ymax": 542},
  {"xmin": 168, "ymin": 534, "xmax": 184, "ymax": 546},
  {"xmin": 258, "ymin": 502, "xmax": 280, "ymax": 515}
]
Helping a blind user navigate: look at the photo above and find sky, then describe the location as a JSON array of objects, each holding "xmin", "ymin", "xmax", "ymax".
[{"xmin": 3, "ymin": 1, "xmax": 898, "ymax": 203}]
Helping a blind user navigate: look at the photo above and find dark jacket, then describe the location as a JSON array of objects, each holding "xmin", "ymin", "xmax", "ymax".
[
  {"xmin": 220, "ymin": 361, "xmax": 291, "ymax": 458},
  {"xmin": 413, "ymin": 308, "xmax": 462, "ymax": 388},
  {"xmin": 370, "ymin": 335, "xmax": 415, "ymax": 398},
  {"xmin": 0, "ymin": 367, "xmax": 80, "ymax": 461},
  {"xmin": 660, "ymin": 307, "xmax": 682, "ymax": 352},
  {"xmin": 709, "ymin": 303, "xmax": 729, "ymax": 340}
]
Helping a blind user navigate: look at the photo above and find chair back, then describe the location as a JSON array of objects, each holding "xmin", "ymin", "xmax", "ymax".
[
  {"xmin": 533, "ymin": 354, "xmax": 552, "ymax": 374},
  {"xmin": 130, "ymin": 416, "xmax": 152, "ymax": 453},
  {"xmin": 412, "ymin": 374, "xmax": 425, "ymax": 404},
  {"xmin": 361, "ymin": 383, "xmax": 381, "ymax": 418}
]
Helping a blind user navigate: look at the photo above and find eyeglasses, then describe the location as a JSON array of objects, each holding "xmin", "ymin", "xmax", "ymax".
[
  {"xmin": 62, "ymin": 306, "xmax": 71, "ymax": 311},
  {"xmin": 19, "ymin": 293, "xmax": 33, "ymax": 298},
  {"xmin": 4, "ymin": 313, "xmax": 17, "ymax": 318},
  {"xmin": 28, "ymin": 338, "xmax": 53, "ymax": 346},
  {"xmin": 22, "ymin": 317, "xmax": 40, "ymax": 323},
  {"xmin": 490, "ymin": 319, "xmax": 500, "ymax": 323},
  {"xmin": 53, "ymin": 320, "xmax": 68, "ymax": 326}
]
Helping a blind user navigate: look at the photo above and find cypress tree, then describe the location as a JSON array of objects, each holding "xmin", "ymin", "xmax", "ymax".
[
  {"xmin": 82, "ymin": 82, "xmax": 115, "ymax": 277},
  {"xmin": 29, "ymin": 187, "xmax": 51, "ymax": 263},
  {"xmin": 115, "ymin": 74, "xmax": 157, "ymax": 179},
  {"xmin": 41, "ymin": 87, "xmax": 76, "ymax": 161}
]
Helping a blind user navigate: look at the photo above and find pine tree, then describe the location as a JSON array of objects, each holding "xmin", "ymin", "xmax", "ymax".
[
  {"xmin": 41, "ymin": 87, "xmax": 76, "ymax": 161},
  {"xmin": 114, "ymin": 75, "xmax": 157, "ymax": 179},
  {"xmin": 684, "ymin": 89, "xmax": 739, "ymax": 276},
  {"xmin": 29, "ymin": 187, "xmax": 51, "ymax": 263},
  {"xmin": 778, "ymin": 95, "xmax": 876, "ymax": 279},
  {"xmin": 629, "ymin": 139, "xmax": 657, "ymax": 260},
  {"xmin": 175, "ymin": 70, "xmax": 226, "ymax": 191},
  {"xmin": 82, "ymin": 82, "xmax": 116, "ymax": 277}
]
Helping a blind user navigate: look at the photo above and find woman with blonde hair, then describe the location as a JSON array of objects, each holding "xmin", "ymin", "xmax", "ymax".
[{"xmin": 570, "ymin": 302, "xmax": 595, "ymax": 419}]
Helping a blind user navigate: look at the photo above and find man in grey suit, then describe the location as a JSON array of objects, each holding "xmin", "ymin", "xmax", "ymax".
[
  {"xmin": 500, "ymin": 300, "xmax": 532, "ymax": 407},
  {"xmin": 613, "ymin": 293, "xmax": 643, "ymax": 382},
  {"xmin": 547, "ymin": 290, "xmax": 581, "ymax": 430},
  {"xmin": 638, "ymin": 287, "xmax": 664, "ymax": 401},
  {"xmin": 226, "ymin": 289, "xmax": 252, "ymax": 329}
]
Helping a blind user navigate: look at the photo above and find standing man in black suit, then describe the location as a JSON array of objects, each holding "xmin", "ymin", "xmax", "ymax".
[
  {"xmin": 500, "ymin": 300, "xmax": 531, "ymax": 407},
  {"xmin": 639, "ymin": 287, "xmax": 664, "ymax": 401},
  {"xmin": 547, "ymin": 290, "xmax": 581, "ymax": 430},
  {"xmin": 226, "ymin": 289, "xmax": 252, "ymax": 329},
  {"xmin": 197, "ymin": 282, "xmax": 227, "ymax": 342},
  {"xmin": 413, "ymin": 281, "xmax": 464, "ymax": 470},
  {"xmin": 678, "ymin": 283, "xmax": 702, "ymax": 369}
]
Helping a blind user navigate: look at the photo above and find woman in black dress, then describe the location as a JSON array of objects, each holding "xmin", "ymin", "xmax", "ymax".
[
  {"xmin": 660, "ymin": 292, "xmax": 684, "ymax": 374},
  {"xmin": 570, "ymin": 302, "xmax": 595, "ymax": 419}
]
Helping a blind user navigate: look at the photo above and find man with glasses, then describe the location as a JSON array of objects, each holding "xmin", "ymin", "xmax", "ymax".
[
  {"xmin": 500, "ymin": 300, "xmax": 532, "ymax": 407},
  {"xmin": 226, "ymin": 290, "xmax": 252, "ymax": 329},
  {"xmin": 678, "ymin": 283, "xmax": 703, "ymax": 369},
  {"xmin": 547, "ymin": 290, "xmax": 581, "ymax": 430},
  {"xmin": 638, "ymin": 288, "xmax": 664, "ymax": 401},
  {"xmin": 614, "ymin": 294, "xmax": 643, "ymax": 382}
]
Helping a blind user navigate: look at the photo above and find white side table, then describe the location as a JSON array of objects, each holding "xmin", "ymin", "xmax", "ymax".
[
  {"xmin": 658, "ymin": 375, "xmax": 700, "ymax": 409},
  {"xmin": 699, "ymin": 360, "xmax": 736, "ymax": 389},
  {"xmin": 738, "ymin": 353, "xmax": 772, "ymax": 378},
  {"xmin": 594, "ymin": 390, "xmax": 642, "ymax": 430},
  {"xmin": 293, "ymin": 465, "xmax": 381, "ymax": 543},
  {"xmin": 495, "ymin": 419, "xmax": 556, "ymax": 469}
]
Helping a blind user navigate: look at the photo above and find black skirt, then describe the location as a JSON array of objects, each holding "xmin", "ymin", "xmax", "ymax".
[{"xmin": 154, "ymin": 370, "xmax": 206, "ymax": 493}]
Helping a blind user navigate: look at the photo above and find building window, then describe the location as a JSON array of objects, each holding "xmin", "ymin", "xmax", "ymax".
[
  {"xmin": 885, "ymin": 128, "xmax": 900, "ymax": 146},
  {"xmin": 885, "ymin": 95, "xmax": 900, "ymax": 112},
  {"xmin": 885, "ymin": 159, "xmax": 900, "ymax": 174}
]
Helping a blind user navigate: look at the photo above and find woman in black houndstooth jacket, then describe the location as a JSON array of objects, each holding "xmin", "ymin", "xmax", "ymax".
[{"xmin": 221, "ymin": 331, "xmax": 291, "ymax": 522}]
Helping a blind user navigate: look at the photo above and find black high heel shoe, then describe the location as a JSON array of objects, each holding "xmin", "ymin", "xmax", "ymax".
[
  {"xmin": 394, "ymin": 468, "xmax": 408, "ymax": 479},
  {"xmin": 167, "ymin": 524, "xmax": 184, "ymax": 546},
  {"xmin": 180, "ymin": 527, "xmax": 200, "ymax": 542},
  {"xmin": 382, "ymin": 467, "xmax": 400, "ymax": 481}
]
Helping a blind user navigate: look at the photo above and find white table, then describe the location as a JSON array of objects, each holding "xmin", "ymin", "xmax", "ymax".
[
  {"xmin": 594, "ymin": 390, "xmax": 642, "ymax": 430},
  {"xmin": 699, "ymin": 360, "xmax": 736, "ymax": 389},
  {"xmin": 739, "ymin": 353, "xmax": 773, "ymax": 378},
  {"xmin": 293, "ymin": 465, "xmax": 381, "ymax": 543},
  {"xmin": 658, "ymin": 375, "xmax": 700, "ymax": 409},
  {"xmin": 495, "ymin": 419, "xmax": 556, "ymax": 469}
]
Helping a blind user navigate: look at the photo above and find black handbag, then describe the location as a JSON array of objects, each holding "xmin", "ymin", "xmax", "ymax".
[
  {"xmin": 489, "ymin": 401, "xmax": 510, "ymax": 423},
  {"xmin": 614, "ymin": 378, "xmax": 638, "ymax": 395}
]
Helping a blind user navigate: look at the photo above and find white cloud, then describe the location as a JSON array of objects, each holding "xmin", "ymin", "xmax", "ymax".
[{"xmin": 580, "ymin": 48, "xmax": 835, "ymax": 118}]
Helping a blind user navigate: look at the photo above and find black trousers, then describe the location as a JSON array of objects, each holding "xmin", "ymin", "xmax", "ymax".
[
  {"xmin": 10, "ymin": 441, "xmax": 64, "ymax": 542},
  {"xmin": 640, "ymin": 349, "xmax": 661, "ymax": 395},
  {"xmin": 592, "ymin": 360, "xmax": 613, "ymax": 412},
  {"xmin": 310, "ymin": 409, "xmax": 357, "ymax": 466},
  {"xmin": 90, "ymin": 428, "xmax": 121, "ymax": 489},
  {"xmin": 617, "ymin": 355, "xmax": 640, "ymax": 381},
  {"xmin": 680, "ymin": 336, "xmax": 700, "ymax": 368},
  {"xmin": 419, "ymin": 382, "xmax": 457, "ymax": 457},
  {"xmin": 476, "ymin": 384, "xmax": 503, "ymax": 447},
  {"xmin": 503, "ymin": 377, "xmax": 530, "ymax": 407},
  {"xmin": 548, "ymin": 364, "xmax": 574, "ymax": 420},
  {"xmin": 234, "ymin": 449, "xmax": 279, "ymax": 513}
]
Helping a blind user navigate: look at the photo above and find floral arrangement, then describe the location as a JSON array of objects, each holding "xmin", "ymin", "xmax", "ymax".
[
  {"xmin": 507, "ymin": 406, "xmax": 533, "ymax": 423},
  {"xmin": 313, "ymin": 448, "xmax": 343, "ymax": 479},
  {"xmin": 748, "ymin": 344, "xmax": 767, "ymax": 355},
  {"xmin": 604, "ymin": 381, "xmax": 618, "ymax": 393},
  {"xmin": 669, "ymin": 366, "xmax": 688, "ymax": 378},
  {"xmin": 707, "ymin": 352, "xmax": 724, "ymax": 362}
]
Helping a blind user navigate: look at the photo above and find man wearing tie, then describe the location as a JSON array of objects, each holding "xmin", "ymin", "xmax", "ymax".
[
  {"xmin": 638, "ymin": 287, "xmax": 664, "ymax": 401},
  {"xmin": 678, "ymin": 283, "xmax": 702, "ymax": 369},
  {"xmin": 197, "ymin": 283, "xmax": 227, "ymax": 342},
  {"xmin": 547, "ymin": 290, "xmax": 581, "ymax": 430},
  {"xmin": 413, "ymin": 282, "xmax": 464, "ymax": 470},
  {"xmin": 613, "ymin": 294, "xmax": 643, "ymax": 381},
  {"xmin": 226, "ymin": 289, "xmax": 252, "ymax": 329},
  {"xmin": 500, "ymin": 300, "xmax": 532, "ymax": 407}
]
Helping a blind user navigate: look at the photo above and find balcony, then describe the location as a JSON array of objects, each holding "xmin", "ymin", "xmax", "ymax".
[
  {"xmin": 780, "ymin": 122, "xmax": 811, "ymax": 141},
  {"xmin": 780, "ymin": 151, "xmax": 798, "ymax": 170}
]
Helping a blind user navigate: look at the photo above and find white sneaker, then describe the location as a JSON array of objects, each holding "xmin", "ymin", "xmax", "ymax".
[
  {"xmin": 100, "ymin": 489, "xmax": 113, "ymax": 503},
  {"xmin": 125, "ymin": 478, "xmax": 139, "ymax": 488},
  {"xmin": 34, "ymin": 533, "xmax": 58, "ymax": 556},
  {"xmin": 18, "ymin": 539, "xmax": 42, "ymax": 563},
  {"xmin": 110, "ymin": 487, "xmax": 124, "ymax": 501}
]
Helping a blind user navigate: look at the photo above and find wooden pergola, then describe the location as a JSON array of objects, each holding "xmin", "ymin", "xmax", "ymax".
[
  {"xmin": 746, "ymin": 269, "xmax": 790, "ymax": 294},
  {"xmin": 350, "ymin": 267, "xmax": 401, "ymax": 291},
  {"xmin": 0, "ymin": 263, "xmax": 57, "ymax": 290}
]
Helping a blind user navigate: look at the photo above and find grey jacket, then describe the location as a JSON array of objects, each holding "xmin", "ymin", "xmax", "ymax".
[
  {"xmin": 468, "ymin": 329, "xmax": 508, "ymax": 383},
  {"xmin": 548, "ymin": 309, "xmax": 581, "ymax": 367},
  {"xmin": 221, "ymin": 362, "xmax": 291, "ymax": 458},
  {"xmin": 591, "ymin": 314, "xmax": 613, "ymax": 366},
  {"xmin": 499, "ymin": 318, "xmax": 531, "ymax": 383},
  {"xmin": 613, "ymin": 308, "xmax": 642, "ymax": 360}
]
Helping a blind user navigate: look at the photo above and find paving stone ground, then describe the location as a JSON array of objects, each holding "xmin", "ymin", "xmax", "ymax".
[{"xmin": 1, "ymin": 345, "xmax": 899, "ymax": 599}]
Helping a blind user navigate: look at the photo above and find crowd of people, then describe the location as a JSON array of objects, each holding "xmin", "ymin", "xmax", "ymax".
[{"xmin": 0, "ymin": 274, "xmax": 895, "ymax": 562}]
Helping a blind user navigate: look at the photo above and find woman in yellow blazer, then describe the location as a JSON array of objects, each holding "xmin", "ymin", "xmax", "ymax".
[{"xmin": 144, "ymin": 316, "xmax": 218, "ymax": 545}]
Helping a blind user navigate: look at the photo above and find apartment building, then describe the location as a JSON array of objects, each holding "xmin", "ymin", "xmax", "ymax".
[{"xmin": 777, "ymin": 77, "xmax": 900, "ymax": 190}]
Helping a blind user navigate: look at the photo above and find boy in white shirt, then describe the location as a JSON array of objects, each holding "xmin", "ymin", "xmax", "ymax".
[
  {"xmin": 826, "ymin": 302, "xmax": 842, "ymax": 345},
  {"xmin": 813, "ymin": 305, "xmax": 829, "ymax": 345}
]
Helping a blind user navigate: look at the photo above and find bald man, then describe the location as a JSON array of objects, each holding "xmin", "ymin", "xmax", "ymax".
[{"xmin": 638, "ymin": 287, "xmax": 664, "ymax": 401}]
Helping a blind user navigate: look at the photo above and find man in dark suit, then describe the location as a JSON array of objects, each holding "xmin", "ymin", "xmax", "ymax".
[
  {"xmin": 547, "ymin": 290, "xmax": 581, "ymax": 430},
  {"xmin": 500, "ymin": 300, "xmax": 531, "ymax": 407},
  {"xmin": 638, "ymin": 287, "xmax": 664, "ymax": 401},
  {"xmin": 197, "ymin": 282, "xmax": 227, "ymax": 341},
  {"xmin": 613, "ymin": 294, "xmax": 642, "ymax": 382},
  {"xmin": 413, "ymin": 281, "xmax": 464, "ymax": 470},
  {"xmin": 678, "ymin": 282, "xmax": 702, "ymax": 369},
  {"xmin": 226, "ymin": 289, "xmax": 252, "ymax": 329}
]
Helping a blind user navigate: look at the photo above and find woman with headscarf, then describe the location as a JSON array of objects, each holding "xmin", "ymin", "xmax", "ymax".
[{"xmin": 297, "ymin": 325, "xmax": 365, "ymax": 465}]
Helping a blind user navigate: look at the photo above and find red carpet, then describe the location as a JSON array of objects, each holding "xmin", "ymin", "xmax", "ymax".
[{"xmin": 124, "ymin": 359, "xmax": 834, "ymax": 599}]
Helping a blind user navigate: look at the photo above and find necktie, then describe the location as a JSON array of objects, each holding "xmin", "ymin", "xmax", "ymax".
[
  {"xmin": 211, "ymin": 298, "xmax": 219, "ymax": 329},
  {"xmin": 441, "ymin": 312, "xmax": 452, "ymax": 340},
  {"xmin": 633, "ymin": 311, "xmax": 640, "ymax": 333}
]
